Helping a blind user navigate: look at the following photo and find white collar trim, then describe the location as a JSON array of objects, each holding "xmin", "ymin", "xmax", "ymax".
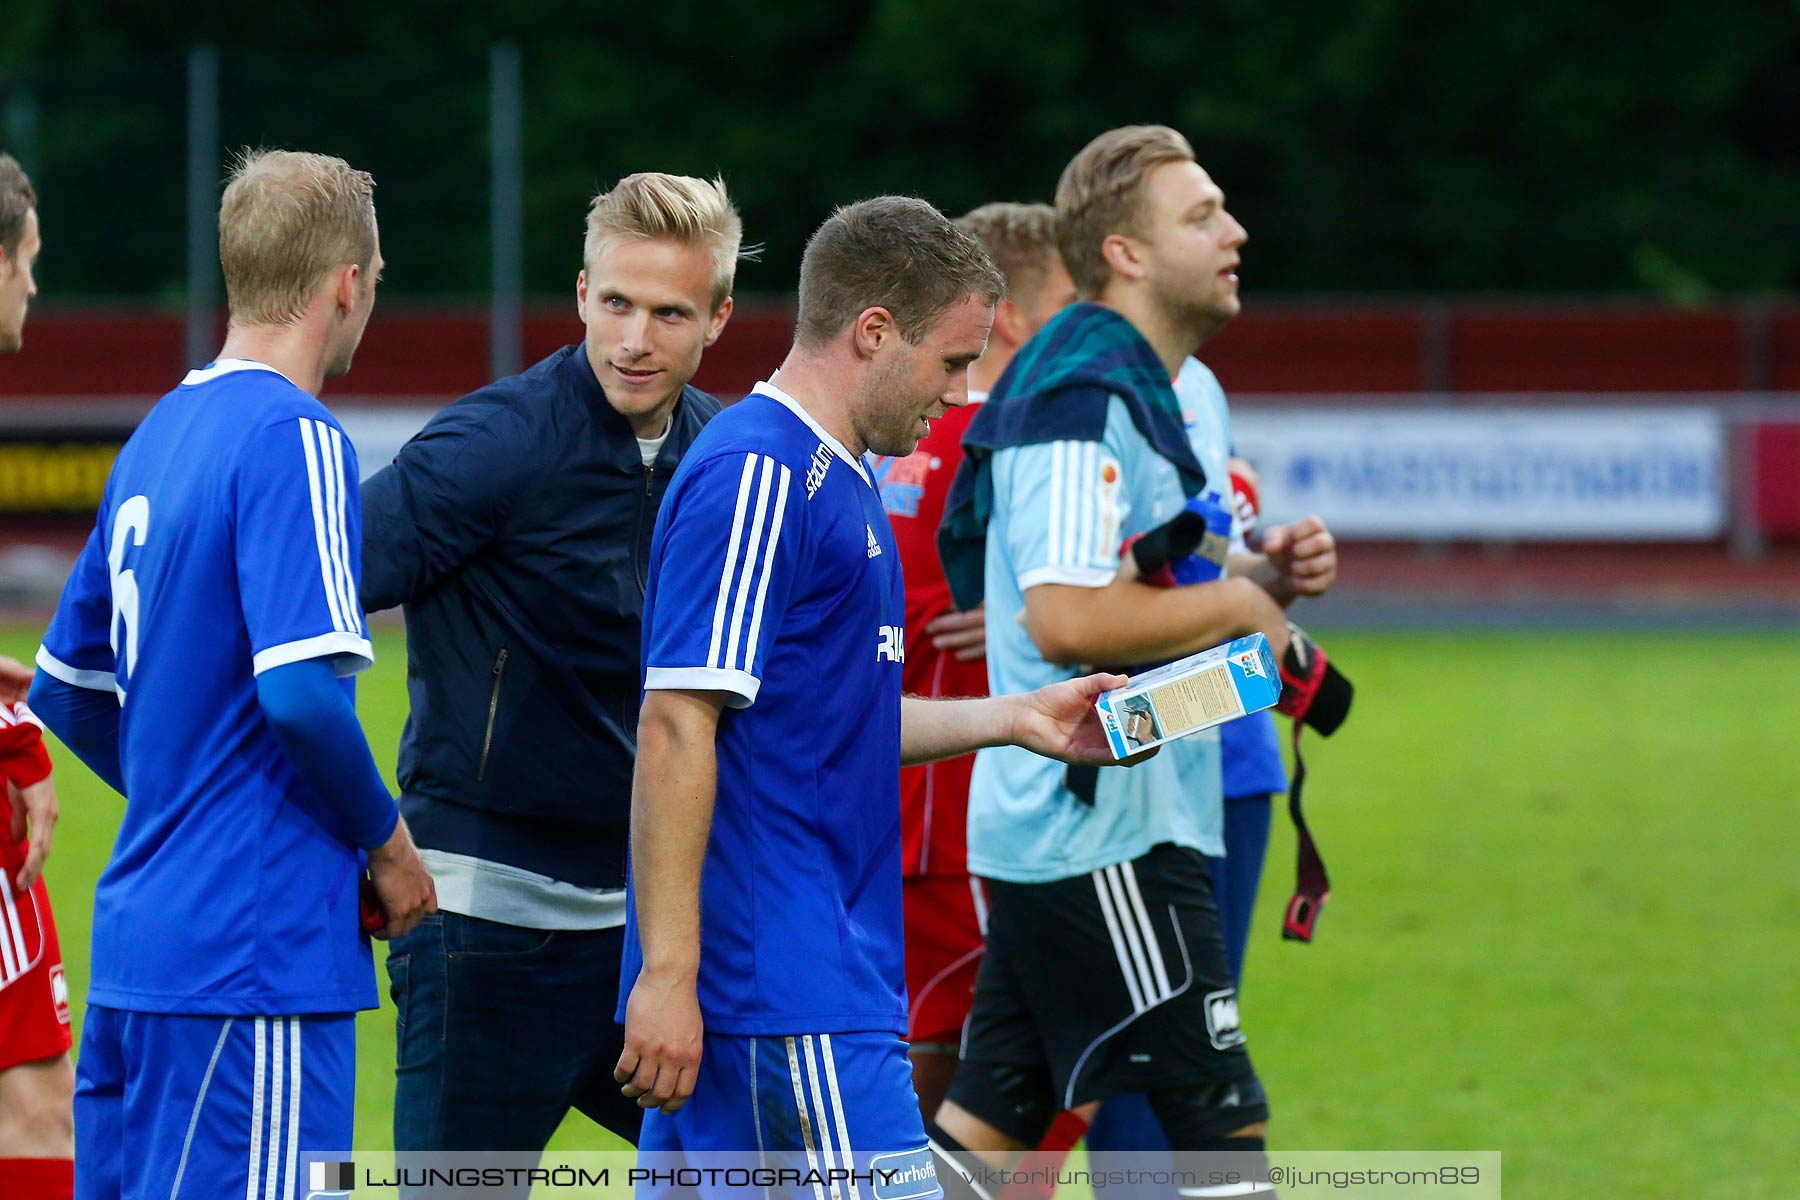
[
  {"xmin": 181, "ymin": 358, "xmax": 301, "ymax": 389},
  {"xmin": 751, "ymin": 378, "xmax": 871, "ymax": 484}
]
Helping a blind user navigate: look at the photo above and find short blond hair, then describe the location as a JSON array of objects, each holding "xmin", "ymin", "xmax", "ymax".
[
  {"xmin": 956, "ymin": 202, "xmax": 1060, "ymax": 303},
  {"xmin": 584, "ymin": 173, "xmax": 743, "ymax": 312},
  {"xmin": 220, "ymin": 149, "xmax": 377, "ymax": 327},
  {"xmin": 1055, "ymin": 125, "xmax": 1195, "ymax": 298}
]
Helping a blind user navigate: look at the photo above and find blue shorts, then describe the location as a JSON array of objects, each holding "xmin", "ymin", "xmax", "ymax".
[
  {"xmin": 638, "ymin": 1031, "xmax": 940, "ymax": 1200},
  {"xmin": 75, "ymin": 1005, "xmax": 354, "ymax": 1200}
]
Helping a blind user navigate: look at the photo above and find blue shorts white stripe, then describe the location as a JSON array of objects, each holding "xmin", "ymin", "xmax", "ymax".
[
  {"xmin": 637, "ymin": 1031, "xmax": 939, "ymax": 1200},
  {"xmin": 74, "ymin": 1006, "xmax": 353, "ymax": 1200}
]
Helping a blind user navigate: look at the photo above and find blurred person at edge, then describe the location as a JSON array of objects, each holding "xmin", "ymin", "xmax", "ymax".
[
  {"xmin": 871, "ymin": 201, "xmax": 1076, "ymax": 1123},
  {"xmin": 0, "ymin": 151, "xmax": 73, "ymax": 1200},
  {"xmin": 359, "ymin": 174, "xmax": 742, "ymax": 1168}
]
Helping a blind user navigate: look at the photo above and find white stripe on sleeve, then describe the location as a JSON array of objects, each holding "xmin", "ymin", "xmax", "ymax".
[
  {"xmin": 34, "ymin": 646, "xmax": 116, "ymax": 693},
  {"xmin": 1047, "ymin": 441, "xmax": 1066, "ymax": 569},
  {"xmin": 741, "ymin": 462, "xmax": 792, "ymax": 677},
  {"xmin": 724, "ymin": 457, "xmax": 777, "ymax": 672},
  {"xmin": 313, "ymin": 422, "xmax": 354, "ymax": 636},
  {"xmin": 298, "ymin": 420, "xmax": 350, "ymax": 636},
  {"xmin": 324, "ymin": 425, "xmax": 363, "ymax": 635},
  {"xmin": 1080, "ymin": 443, "xmax": 1098, "ymax": 566},
  {"xmin": 708, "ymin": 455, "xmax": 761, "ymax": 669}
]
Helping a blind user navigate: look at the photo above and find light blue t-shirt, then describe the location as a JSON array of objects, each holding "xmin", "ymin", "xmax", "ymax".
[
  {"xmin": 967, "ymin": 395, "xmax": 1226, "ymax": 884},
  {"xmin": 1175, "ymin": 359, "xmax": 1289, "ymax": 800}
]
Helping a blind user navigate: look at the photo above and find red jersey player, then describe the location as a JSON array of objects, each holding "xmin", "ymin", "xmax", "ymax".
[
  {"xmin": 873, "ymin": 203, "xmax": 1075, "ymax": 1120},
  {"xmin": 0, "ymin": 663, "xmax": 71, "ymax": 1199},
  {"xmin": 1, "ymin": 152, "xmax": 73, "ymax": 1200}
]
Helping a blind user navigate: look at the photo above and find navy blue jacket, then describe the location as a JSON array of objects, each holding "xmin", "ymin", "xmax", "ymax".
[{"xmin": 361, "ymin": 345, "xmax": 720, "ymax": 887}]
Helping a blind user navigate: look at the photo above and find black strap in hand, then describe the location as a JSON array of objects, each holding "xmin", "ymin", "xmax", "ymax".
[{"xmin": 1282, "ymin": 721, "xmax": 1331, "ymax": 942}]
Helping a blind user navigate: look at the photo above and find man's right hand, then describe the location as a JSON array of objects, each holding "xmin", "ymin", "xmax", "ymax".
[
  {"xmin": 616, "ymin": 967, "xmax": 703, "ymax": 1113},
  {"xmin": 365, "ymin": 816, "xmax": 437, "ymax": 940},
  {"xmin": 1261, "ymin": 515, "xmax": 1337, "ymax": 598}
]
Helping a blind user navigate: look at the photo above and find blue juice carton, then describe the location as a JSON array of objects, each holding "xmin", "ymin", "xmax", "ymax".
[{"xmin": 1094, "ymin": 633, "xmax": 1281, "ymax": 759}]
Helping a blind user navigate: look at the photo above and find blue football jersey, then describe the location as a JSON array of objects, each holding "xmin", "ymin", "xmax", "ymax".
[
  {"xmin": 620, "ymin": 380, "xmax": 908, "ymax": 1036},
  {"xmin": 37, "ymin": 359, "xmax": 381, "ymax": 1015}
]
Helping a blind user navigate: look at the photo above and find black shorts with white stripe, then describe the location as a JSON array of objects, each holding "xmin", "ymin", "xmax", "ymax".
[{"xmin": 956, "ymin": 843, "xmax": 1265, "ymax": 1122}]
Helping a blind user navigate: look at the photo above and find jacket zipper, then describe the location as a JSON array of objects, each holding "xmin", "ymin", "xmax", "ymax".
[
  {"xmin": 477, "ymin": 647, "xmax": 508, "ymax": 781},
  {"xmin": 634, "ymin": 465, "xmax": 654, "ymax": 595}
]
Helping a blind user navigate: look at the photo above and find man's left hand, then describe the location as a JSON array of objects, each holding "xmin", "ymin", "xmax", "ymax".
[
  {"xmin": 926, "ymin": 607, "xmax": 986, "ymax": 662},
  {"xmin": 0, "ymin": 656, "xmax": 32, "ymax": 705},
  {"xmin": 1261, "ymin": 516, "xmax": 1338, "ymax": 597},
  {"xmin": 1009, "ymin": 672, "xmax": 1154, "ymax": 766}
]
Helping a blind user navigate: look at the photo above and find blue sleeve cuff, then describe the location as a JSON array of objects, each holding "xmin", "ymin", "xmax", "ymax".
[
  {"xmin": 26, "ymin": 670, "xmax": 125, "ymax": 794},
  {"xmin": 255, "ymin": 660, "xmax": 399, "ymax": 851}
]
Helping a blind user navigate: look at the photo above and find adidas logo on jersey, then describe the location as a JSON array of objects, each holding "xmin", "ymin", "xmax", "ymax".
[
  {"xmin": 877, "ymin": 625, "xmax": 905, "ymax": 663},
  {"xmin": 806, "ymin": 443, "xmax": 833, "ymax": 498},
  {"xmin": 867, "ymin": 524, "xmax": 883, "ymax": 558}
]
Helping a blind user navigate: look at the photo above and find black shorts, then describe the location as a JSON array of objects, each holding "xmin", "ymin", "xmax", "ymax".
[{"xmin": 959, "ymin": 843, "xmax": 1259, "ymax": 1112}]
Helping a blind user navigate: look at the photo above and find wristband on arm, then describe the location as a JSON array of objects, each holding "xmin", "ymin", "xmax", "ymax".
[
  {"xmin": 1229, "ymin": 465, "xmax": 1261, "ymax": 541},
  {"xmin": 1276, "ymin": 622, "xmax": 1353, "ymax": 736},
  {"xmin": 0, "ymin": 711, "xmax": 53, "ymax": 789},
  {"xmin": 1120, "ymin": 492, "xmax": 1232, "ymax": 588}
]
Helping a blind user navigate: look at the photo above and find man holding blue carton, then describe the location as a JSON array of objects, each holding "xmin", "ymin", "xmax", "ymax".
[{"xmin": 933, "ymin": 125, "xmax": 1345, "ymax": 1182}]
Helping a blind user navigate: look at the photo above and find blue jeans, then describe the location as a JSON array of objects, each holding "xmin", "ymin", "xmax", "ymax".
[{"xmin": 387, "ymin": 912, "xmax": 642, "ymax": 1155}]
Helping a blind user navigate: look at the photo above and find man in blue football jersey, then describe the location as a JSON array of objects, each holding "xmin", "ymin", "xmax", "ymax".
[
  {"xmin": 29, "ymin": 149, "xmax": 435, "ymax": 1200},
  {"xmin": 613, "ymin": 197, "xmax": 1135, "ymax": 1196}
]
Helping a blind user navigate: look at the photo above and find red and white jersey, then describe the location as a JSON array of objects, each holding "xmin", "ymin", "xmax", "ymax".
[
  {"xmin": 1, "ymin": 701, "xmax": 52, "ymax": 885},
  {"xmin": 873, "ymin": 396, "xmax": 989, "ymax": 877},
  {"xmin": 0, "ymin": 702, "xmax": 71, "ymax": 1063}
]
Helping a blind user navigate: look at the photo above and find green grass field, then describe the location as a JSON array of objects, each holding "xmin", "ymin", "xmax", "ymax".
[{"xmin": 5, "ymin": 624, "xmax": 1796, "ymax": 1198}]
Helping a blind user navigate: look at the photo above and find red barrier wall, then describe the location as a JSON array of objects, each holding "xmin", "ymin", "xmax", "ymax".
[
  {"xmin": 1753, "ymin": 425, "xmax": 1800, "ymax": 537},
  {"xmin": 5, "ymin": 301, "xmax": 1798, "ymax": 401}
]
